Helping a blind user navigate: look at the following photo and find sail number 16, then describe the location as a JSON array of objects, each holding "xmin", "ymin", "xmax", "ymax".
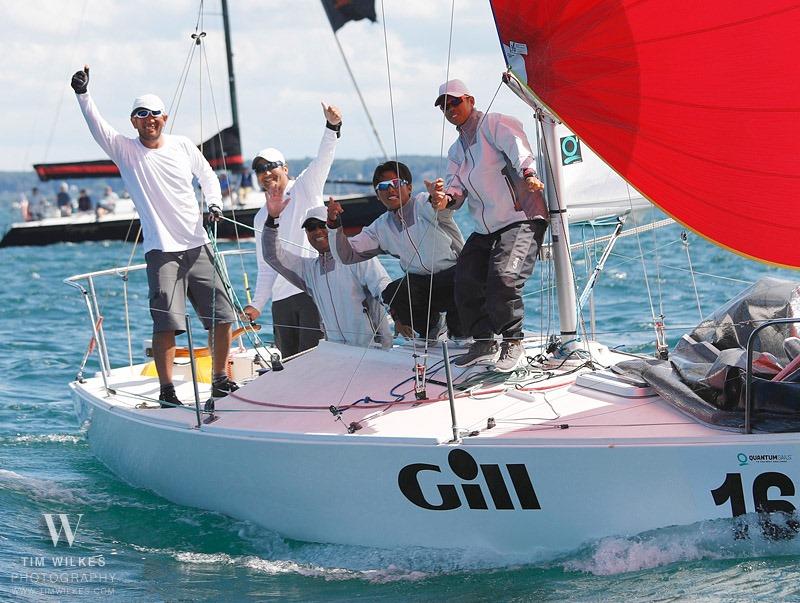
[{"xmin": 711, "ymin": 472, "xmax": 796, "ymax": 516}]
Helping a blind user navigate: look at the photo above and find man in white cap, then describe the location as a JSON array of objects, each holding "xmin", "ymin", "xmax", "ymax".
[
  {"xmin": 261, "ymin": 203, "xmax": 392, "ymax": 348},
  {"xmin": 70, "ymin": 65, "xmax": 239, "ymax": 407},
  {"xmin": 426, "ymin": 78, "xmax": 548, "ymax": 373},
  {"xmin": 242, "ymin": 103, "xmax": 342, "ymax": 357}
]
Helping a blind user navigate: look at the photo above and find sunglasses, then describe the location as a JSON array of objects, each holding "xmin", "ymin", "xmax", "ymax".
[
  {"xmin": 437, "ymin": 96, "xmax": 464, "ymax": 111},
  {"xmin": 375, "ymin": 178, "xmax": 409, "ymax": 192},
  {"xmin": 304, "ymin": 222, "xmax": 327, "ymax": 232},
  {"xmin": 132, "ymin": 109, "xmax": 163, "ymax": 119},
  {"xmin": 254, "ymin": 160, "xmax": 285, "ymax": 174}
]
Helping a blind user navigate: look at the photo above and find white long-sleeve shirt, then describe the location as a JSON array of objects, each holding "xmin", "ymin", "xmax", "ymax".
[
  {"xmin": 77, "ymin": 93, "xmax": 221, "ymax": 252},
  {"xmin": 251, "ymin": 127, "xmax": 339, "ymax": 306},
  {"xmin": 331, "ymin": 192, "xmax": 463, "ymax": 275},
  {"xmin": 261, "ymin": 223, "xmax": 392, "ymax": 348},
  {"xmin": 445, "ymin": 110, "xmax": 548, "ymax": 234}
]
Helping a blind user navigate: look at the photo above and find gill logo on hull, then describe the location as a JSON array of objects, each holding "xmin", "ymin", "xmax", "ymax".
[{"xmin": 398, "ymin": 449, "xmax": 541, "ymax": 511}]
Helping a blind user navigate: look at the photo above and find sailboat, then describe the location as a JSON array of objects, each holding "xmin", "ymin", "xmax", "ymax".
[
  {"xmin": 0, "ymin": 1, "xmax": 382, "ymax": 248},
  {"xmin": 66, "ymin": 1, "xmax": 800, "ymax": 555}
]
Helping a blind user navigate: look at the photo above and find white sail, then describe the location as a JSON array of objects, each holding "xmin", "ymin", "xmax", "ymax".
[{"xmin": 553, "ymin": 122, "xmax": 651, "ymax": 223}]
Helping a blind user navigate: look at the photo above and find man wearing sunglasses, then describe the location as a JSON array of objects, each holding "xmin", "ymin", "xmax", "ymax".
[
  {"xmin": 261, "ymin": 204, "xmax": 392, "ymax": 349},
  {"xmin": 327, "ymin": 161, "xmax": 464, "ymax": 341},
  {"xmin": 70, "ymin": 65, "xmax": 239, "ymax": 407},
  {"xmin": 242, "ymin": 103, "xmax": 342, "ymax": 358},
  {"xmin": 426, "ymin": 78, "xmax": 548, "ymax": 373}
]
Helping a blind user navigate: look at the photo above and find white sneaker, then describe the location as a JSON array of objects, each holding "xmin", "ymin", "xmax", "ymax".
[
  {"xmin": 494, "ymin": 340, "xmax": 526, "ymax": 373},
  {"xmin": 453, "ymin": 340, "xmax": 498, "ymax": 367}
]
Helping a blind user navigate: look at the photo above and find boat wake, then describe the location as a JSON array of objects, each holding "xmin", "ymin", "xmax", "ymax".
[
  {"xmin": 128, "ymin": 513, "xmax": 800, "ymax": 582},
  {"xmin": 558, "ymin": 515, "xmax": 800, "ymax": 576}
]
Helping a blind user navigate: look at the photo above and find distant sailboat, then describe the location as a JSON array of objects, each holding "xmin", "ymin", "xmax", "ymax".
[{"xmin": 1, "ymin": 0, "xmax": 381, "ymax": 248}]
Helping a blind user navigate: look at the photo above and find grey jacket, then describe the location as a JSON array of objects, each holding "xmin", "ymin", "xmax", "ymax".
[
  {"xmin": 445, "ymin": 110, "xmax": 548, "ymax": 234},
  {"xmin": 262, "ymin": 222, "xmax": 393, "ymax": 348},
  {"xmin": 331, "ymin": 192, "xmax": 463, "ymax": 275}
]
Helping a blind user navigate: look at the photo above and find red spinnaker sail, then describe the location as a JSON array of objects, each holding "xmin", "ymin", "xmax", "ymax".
[{"xmin": 490, "ymin": 1, "xmax": 800, "ymax": 268}]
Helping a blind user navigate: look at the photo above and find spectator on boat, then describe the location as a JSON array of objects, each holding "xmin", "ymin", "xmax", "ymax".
[
  {"xmin": 242, "ymin": 103, "xmax": 342, "ymax": 358},
  {"xmin": 19, "ymin": 192, "xmax": 31, "ymax": 222},
  {"xmin": 77, "ymin": 188, "xmax": 93, "ymax": 212},
  {"xmin": 426, "ymin": 79, "xmax": 548, "ymax": 373},
  {"xmin": 95, "ymin": 185, "xmax": 118, "ymax": 217},
  {"xmin": 56, "ymin": 182, "xmax": 73, "ymax": 217},
  {"xmin": 262, "ymin": 204, "xmax": 392, "ymax": 349},
  {"xmin": 238, "ymin": 168, "xmax": 253, "ymax": 204},
  {"xmin": 28, "ymin": 187, "xmax": 49, "ymax": 220},
  {"xmin": 70, "ymin": 65, "xmax": 239, "ymax": 407},
  {"xmin": 327, "ymin": 161, "xmax": 464, "ymax": 341}
]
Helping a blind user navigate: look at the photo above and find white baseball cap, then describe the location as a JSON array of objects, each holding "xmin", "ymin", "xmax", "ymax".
[
  {"xmin": 253, "ymin": 148, "xmax": 286, "ymax": 167},
  {"xmin": 131, "ymin": 94, "xmax": 166, "ymax": 115},
  {"xmin": 301, "ymin": 206, "xmax": 328, "ymax": 229},
  {"xmin": 434, "ymin": 79, "xmax": 471, "ymax": 107}
]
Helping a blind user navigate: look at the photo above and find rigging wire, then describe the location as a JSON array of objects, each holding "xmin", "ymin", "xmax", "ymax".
[
  {"xmin": 681, "ymin": 231, "xmax": 705, "ymax": 320},
  {"xmin": 329, "ymin": 31, "xmax": 388, "ymax": 159},
  {"xmin": 421, "ymin": 0, "xmax": 458, "ymax": 350}
]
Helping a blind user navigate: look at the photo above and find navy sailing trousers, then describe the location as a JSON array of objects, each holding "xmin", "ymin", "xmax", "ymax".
[
  {"xmin": 455, "ymin": 219, "xmax": 547, "ymax": 341},
  {"xmin": 382, "ymin": 266, "xmax": 464, "ymax": 338}
]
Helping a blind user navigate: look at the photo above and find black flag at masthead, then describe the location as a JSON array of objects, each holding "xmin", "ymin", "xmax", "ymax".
[{"xmin": 321, "ymin": 0, "xmax": 376, "ymax": 31}]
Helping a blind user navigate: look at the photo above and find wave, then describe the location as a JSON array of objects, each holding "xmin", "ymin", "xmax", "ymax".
[
  {"xmin": 0, "ymin": 469, "xmax": 111, "ymax": 507},
  {"xmin": 0, "ymin": 433, "xmax": 83, "ymax": 446},
  {"xmin": 121, "ymin": 511, "xmax": 800, "ymax": 584},
  {"xmin": 558, "ymin": 514, "xmax": 800, "ymax": 576}
]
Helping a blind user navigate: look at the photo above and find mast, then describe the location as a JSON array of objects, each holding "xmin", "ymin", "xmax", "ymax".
[
  {"xmin": 220, "ymin": 0, "xmax": 239, "ymax": 129},
  {"xmin": 499, "ymin": 73, "xmax": 579, "ymax": 345},
  {"xmin": 541, "ymin": 114, "xmax": 578, "ymax": 344}
]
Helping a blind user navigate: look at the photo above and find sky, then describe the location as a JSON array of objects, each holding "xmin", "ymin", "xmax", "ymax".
[{"xmin": 0, "ymin": 0, "xmax": 541, "ymax": 172}]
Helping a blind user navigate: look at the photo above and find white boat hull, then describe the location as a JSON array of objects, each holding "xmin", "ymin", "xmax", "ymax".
[{"xmin": 71, "ymin": 366, "xmax": 800, "ymax": 554}]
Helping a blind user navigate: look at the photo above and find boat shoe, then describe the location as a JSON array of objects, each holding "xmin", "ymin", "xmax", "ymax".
[
  {"xmin": 159, "ymin": 385, "xmax": 185, "ymax": 409},
  {"xmin": 453, "ymin": 339, "xmax": 498, "ymax": 367},
  {"xmin": 494, "ymin": 340, "xmax": 526, "ymax": 373},
  {"xmin": 211, "ymin": 376, "xmax": 240, "ymax": 398}
]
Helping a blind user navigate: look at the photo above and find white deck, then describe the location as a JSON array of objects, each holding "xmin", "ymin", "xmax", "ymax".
[{"xmin": 76, "ymin": 339, "xmax": 744, "ymax": 446}]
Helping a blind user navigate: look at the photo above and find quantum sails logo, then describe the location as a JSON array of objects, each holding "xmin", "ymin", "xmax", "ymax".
[{"xmin": 738, "ymin": 452, "xmax": 793, "ymax": 466}]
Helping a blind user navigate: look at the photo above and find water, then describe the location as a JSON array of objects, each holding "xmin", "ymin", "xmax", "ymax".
[{"xmin": 1, "ymin": 202, "xmax": 799, "ymax": 601}]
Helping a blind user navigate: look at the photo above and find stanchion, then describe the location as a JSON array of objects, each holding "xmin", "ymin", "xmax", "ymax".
[
  {"xmin": 185, "ymin": 314, "xmax": 203, "ymax": 428},
  {"xmin": 441, "ymin": 340, "xmax": 461, "ymax": 443}
]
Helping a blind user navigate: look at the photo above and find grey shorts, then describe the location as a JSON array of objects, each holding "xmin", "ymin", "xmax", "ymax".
[{"xmin": 145, "ymin": 244, "xmax": 236, "ymax": 334}]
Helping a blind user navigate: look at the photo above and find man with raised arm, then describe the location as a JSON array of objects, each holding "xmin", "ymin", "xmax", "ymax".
[
  {"xmin": 242, "ymin": 104, "xmax": 342, "ymax": 357},
  {"xmin": 426, "ymin": 79, "xmax": 548, "ymax": 373},
  {"xmin": 327, "ymin": 160, "xmax": 464, "ymax": 341},
  {"xmin": 261, "ymin": 201, "xmax": 392, "ymax": 349},
  {"xmin": 70, "ymin": 65, "xmax": 238, "ymax": 407}
]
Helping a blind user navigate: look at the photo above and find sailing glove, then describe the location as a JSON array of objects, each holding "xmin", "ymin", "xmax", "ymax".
[
  {"xmin": 207, "ymin": 204, "xmax": 223, "ymax": 222},
  {"xmin": 71, "ymin": 67, "xmax": 89, "ymax": 94}
]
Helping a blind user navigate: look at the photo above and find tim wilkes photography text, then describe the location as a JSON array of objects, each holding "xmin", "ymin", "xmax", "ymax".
[{"xmin": 9, "ymin": 513, "xmax": 116, "ymax": 598}]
